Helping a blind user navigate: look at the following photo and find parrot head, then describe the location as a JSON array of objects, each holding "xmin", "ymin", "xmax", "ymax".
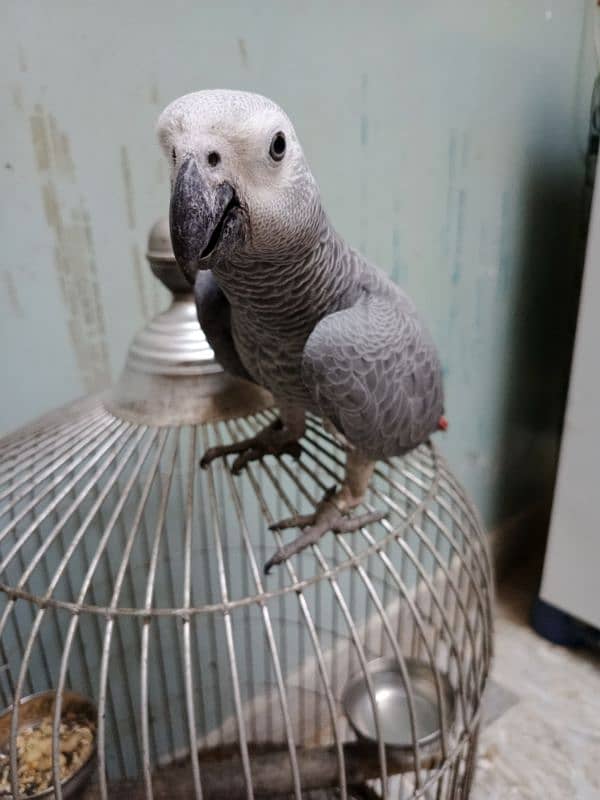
[{"xmin": 157, "ymin": 90, "xmax": 321, "ymax": 283}]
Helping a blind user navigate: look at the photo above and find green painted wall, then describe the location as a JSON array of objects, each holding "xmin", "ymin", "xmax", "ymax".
[{"xmin": 1, "ymin": 1, "xmax": 595, "ymax": 527}]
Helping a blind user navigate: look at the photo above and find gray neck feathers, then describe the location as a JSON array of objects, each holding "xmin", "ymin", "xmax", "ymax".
[{"xmin": 212, "ymin": 214, "xmax": 361, "ymax": 333}]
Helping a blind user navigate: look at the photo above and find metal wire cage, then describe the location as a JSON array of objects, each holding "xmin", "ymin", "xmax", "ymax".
[{"xmin": 0, "ymin": 219, "xmax": 493, "ymax": 800}]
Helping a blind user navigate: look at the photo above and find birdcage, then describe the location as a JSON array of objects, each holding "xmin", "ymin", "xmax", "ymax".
[{"xmin": 0, "ymin": 218, "xmax": 493, "ymax": 800}]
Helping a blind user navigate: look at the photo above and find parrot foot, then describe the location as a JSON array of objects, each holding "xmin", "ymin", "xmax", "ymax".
[
  {"xmin": 199, "ymin": 418, "xmax": 302, "ymax": 475},
  {"xmin": 264, "ymin": 486, "xmax": 386, "ymax": 574}
]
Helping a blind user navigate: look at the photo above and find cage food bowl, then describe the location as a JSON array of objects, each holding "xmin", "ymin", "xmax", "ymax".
[
  {"xmin": 342, "ymin": 657, "xmax": 455, "ymax": 767},
  {"xmin": 0, "ymin": 690, "xmax": 97, "ymax": 798}
]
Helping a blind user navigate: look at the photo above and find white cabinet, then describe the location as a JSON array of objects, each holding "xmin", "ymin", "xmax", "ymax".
[{"xmin": 540, "ymin": 171, "xmax": 600, "ymax": 631}]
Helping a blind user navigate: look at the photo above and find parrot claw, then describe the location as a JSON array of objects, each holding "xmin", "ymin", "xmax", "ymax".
[
  {"xmin": 230, "ymin": 448, "xmax": 264, "ymax": 475},
  {"xmin": 199, "ymin": 419, "xmax": 302, "ymax": 473},
  {"xmin": 264, "ymin": 487, "xmax": 386, "ymax": 574},
  {"xmin": 199, "ymin": 446, "xmax": 227, "ymax": 469},
  {"xmin": 229, "ymin": 441, "xmax": 302, "ymax": 474}
]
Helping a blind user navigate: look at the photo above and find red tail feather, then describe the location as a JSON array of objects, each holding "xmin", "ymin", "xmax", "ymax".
[{"xmin": 438, "ymin": 415, "xmax": 448, "ymax": 431}]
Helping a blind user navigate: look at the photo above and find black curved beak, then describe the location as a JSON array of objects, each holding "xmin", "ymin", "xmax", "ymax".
[{"xmin": 169, "ymin": 156, "xmax": 235, "ymax": 281}]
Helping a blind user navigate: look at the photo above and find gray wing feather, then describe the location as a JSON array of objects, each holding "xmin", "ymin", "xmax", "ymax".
[
  {"xmin": 194, "ymin": 271, "xmax": 254, "ymax": 382},
  {"xmin": 302, "ymin": 290, "xmax": 443, "ymax": 459}
]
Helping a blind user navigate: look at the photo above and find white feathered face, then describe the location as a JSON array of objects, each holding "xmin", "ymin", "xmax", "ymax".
[{"xmin": 157, "ymin": 90, "xmax": 321, "ymax": 282}]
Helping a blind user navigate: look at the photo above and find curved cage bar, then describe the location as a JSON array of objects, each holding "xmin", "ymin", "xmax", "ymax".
[{"xmin": 0, "ymin": 219, "xmax": 493, "ymax": 800}]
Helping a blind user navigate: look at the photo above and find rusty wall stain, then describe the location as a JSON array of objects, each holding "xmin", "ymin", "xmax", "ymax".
[
  {"xmin": 30, "ymin": 106, "xmax": 111, "ymax": 391},
  {"xmin": 120, "ymin": 146, "xmax": 136, "ymax": 230},
  {"xmin": 359, "ymin": 72, "xmax": 369, "ymax": 255},
  {"xmin": 2, "ymin": 270, "xmax": 24, "ymax": 318},
  {"xmin": 131, "ymin": 242, "xmax": 150, "ymax": 319},
  {"xmin": 11, "ymin": 85, "xmax": 24, "ymax": 113},
  {"xmin": 48, "ymin": 115, "xmax": 76, "ymax": 179},
  {"xmin": 119, "ymin": 146, "xmax": 153, "ymax": 319},
  {"xmin": 17, "ymin": 44, "xmax": 28, "ymax": 73},
  {"xmin": 41, "ymin": 182, "xmax": 61, "ymax": 229},
  {"xmin": 237, "ymin": 38, "xmax": 249, "ymax": 68},
  {"xmin": 30, "ymin": 106, "xmax": 50, "ymax": 171},
  {"xmin": 442, "ymin": 130, "xmax": 470, "ymax": 290}
]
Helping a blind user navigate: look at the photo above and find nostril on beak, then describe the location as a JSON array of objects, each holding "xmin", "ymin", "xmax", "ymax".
[{"xmin": 207, "ymin": 151, "xmax": 221, "ymax": 167}]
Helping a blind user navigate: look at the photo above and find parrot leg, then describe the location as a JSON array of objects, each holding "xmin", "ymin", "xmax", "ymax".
[
  {"xmin": 199, "ymin": 407, "xmax": 305, "ymax": 475},
  {"xmin": 264, "ymin": 452, "xmax": 386, "ymax": 574}
]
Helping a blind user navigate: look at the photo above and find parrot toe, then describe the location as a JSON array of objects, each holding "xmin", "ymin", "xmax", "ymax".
[
  {"xmin": 199, "ymin": 447, "xmax": 224, "ymax": 469},
  {"xmin": 199, "ymin": 421, "xmax": 303, "ymax": 474},
  {"xmin": 231, "ymin": 448, "xmax": 264, "ymax": 474},
  {"xmin": 268, "ymin": 486, "xmax": 337, "ymax": 531},
  {"xmin": 264, "ymin": 489, "xmax": 387, "ymax": 574}
]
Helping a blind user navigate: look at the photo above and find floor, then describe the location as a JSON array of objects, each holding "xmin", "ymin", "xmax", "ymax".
[{"xmin": 472, "ymin": 553, "xmax": 600, "ymax": 800}]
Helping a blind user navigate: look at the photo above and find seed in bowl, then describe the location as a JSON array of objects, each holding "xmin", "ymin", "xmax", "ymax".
[{"xmin": 0, "ymin": 715, "xmax": 95, "ymax": 797}]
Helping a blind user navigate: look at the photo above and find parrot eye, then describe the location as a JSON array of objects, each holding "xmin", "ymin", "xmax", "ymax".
[
  {"xmin": 207, "ymin": 151, "xmax": 220, "ymax": 167},
  {"xmin": 269, "ymin": 132, "xmax": 286, "ymax": 162}
]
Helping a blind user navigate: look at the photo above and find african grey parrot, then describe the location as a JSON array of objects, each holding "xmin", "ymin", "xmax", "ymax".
[{"xmin": 158, "ymin": 90, "xmax": 445, "ymax": 574}]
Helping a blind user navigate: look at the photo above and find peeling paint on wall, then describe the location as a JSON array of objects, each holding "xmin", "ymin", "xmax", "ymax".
[
  {"xmin": 120, "ymin": 146, "xmax": 137, "ymax": 230},
  {"xmin": 237, "ymin": 37, "xmax": 249, "ymax": 69},
  {"xmin": 359, "ymin": 72, "xmax": 369, "ymax": 255},
  {"xmin": 30, "ymin": 105, "xmax": 111, "ymax": 392},
  {"xmin": 11, "ymin": 84, "xmax": 23, "ymax": 112},
  {"xmin": 119, "ymin": 145, "xmax": 153, "ymax": 318},
  {"xmin": 2, "ymin": 270, "xmax": 24, "ymax": 318},
  {"xmin": 131, "ymin": 242, "xmax": 150, "ymax": 319},
  {"xmin": 30, "ymin": 108, "xmax": 50, "ymax": 171},
  {"xmin": 149, "ymin": 82, "xmax": 160, "ymax": 106},
  {"xmin": 48, "ymin": 115, "xmax": 76, "ymax": 178},
  {"xmin": 17, "ymin": 43, "xmax": 27, "ymax": 73}
]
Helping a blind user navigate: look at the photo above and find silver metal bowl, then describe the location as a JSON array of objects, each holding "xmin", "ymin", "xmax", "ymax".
[
  {"xmin": 0, "ymin": 690, "xmax": 97, "ymax": 799},
  {"xmin": 341, "ymin": 657, "xmax": 455, "ymax": 752}
]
